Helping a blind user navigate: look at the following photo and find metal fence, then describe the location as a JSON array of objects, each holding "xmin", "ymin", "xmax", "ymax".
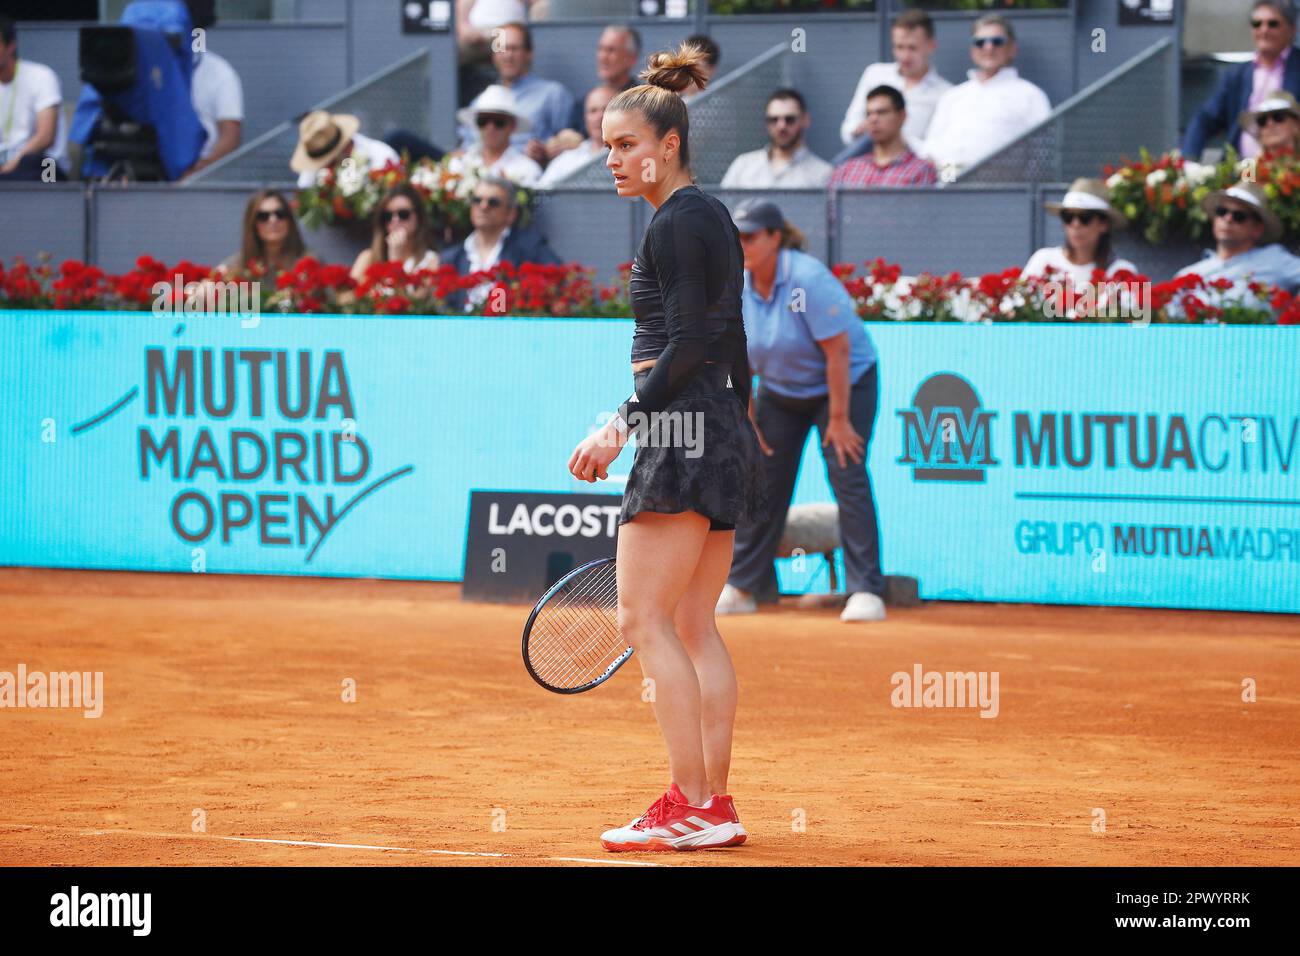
[
  {"xmin": 187, "ymin": 48, "xmax": 433, "ymax": 186},
  {"xmin": 959, "ymin": 37, "xmax": 1177, "ymax": 186},
  {"xmin": 3, "ymin": 182, "xmax": 1205, "ymax": 283}
]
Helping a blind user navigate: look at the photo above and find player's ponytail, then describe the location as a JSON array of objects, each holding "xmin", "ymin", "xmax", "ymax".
[{"xmin": 607, "ymin": 42, "xmax": 711, "ymax": 173}]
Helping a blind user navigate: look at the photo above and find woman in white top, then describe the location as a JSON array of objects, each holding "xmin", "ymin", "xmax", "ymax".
[
  {"xmin": 1023, "ymin": 177, "xmax": 1137, "ymax": 286},
  {"xmin": 350, "ymin": 184, "xmax": 440, "ymax": 282}
]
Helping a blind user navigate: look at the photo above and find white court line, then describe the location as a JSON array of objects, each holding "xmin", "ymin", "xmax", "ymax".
[{"xmin": 2, "ymin": 823, "xmax": 667, "ymax": 867}]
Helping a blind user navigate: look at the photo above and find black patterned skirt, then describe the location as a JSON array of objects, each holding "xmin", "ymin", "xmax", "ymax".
[{"xmin": 618, "ymin": 362, "xmax": 770, "ymax": 530}]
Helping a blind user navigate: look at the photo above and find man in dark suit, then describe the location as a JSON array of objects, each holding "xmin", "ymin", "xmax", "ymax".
[
  {"xmin": 1183, "ymin": 1, "xmax": 1300, "ymax": 160},
  {"xmin": 442, "ymin": 175, "xmax": 563, "ymax": 312}
]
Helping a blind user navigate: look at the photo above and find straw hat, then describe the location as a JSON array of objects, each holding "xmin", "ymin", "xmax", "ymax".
[
  {"xmin": 291, "ymin": 110, "xmax": 361, "ymax": 173},
  {"xmin": 1044, "ymin": 178, "xmax": 1128, "ymax": 229},
  {"xmin": 1200, "ymin": 181, "xmax": 1285, "ymax": 244},
  {"xmin": 1238, "ymin": 90, "xmax": 1300, "ymax": 137},
  {"xmin": 456, "ymin": 85, "xmax": 532, "ymax": 133}
]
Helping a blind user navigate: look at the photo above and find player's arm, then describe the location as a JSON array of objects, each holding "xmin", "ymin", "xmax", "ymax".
[{"xmin": 615, "ymin": 206, "xmax": 709, "ymax": 429}]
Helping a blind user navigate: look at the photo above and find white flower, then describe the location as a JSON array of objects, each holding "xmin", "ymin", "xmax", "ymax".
[
  {"xmin": 337, "ymin": 156, "xmax": 368, "ymax": 197},
  {"xmin": 1106, "ymin": 172, "xmax": 1125, "ymax": 190},
  {"xmin": 410, "ymin": 165, "xmax": 438, "ymax": 190},
  {"xmin": 1145, "ymin": 168, "xmax": 1167, "ymax": 187},
  {"xmin": 1183, "ymin": 161, "xmax": 1215, "ymax": 187}
]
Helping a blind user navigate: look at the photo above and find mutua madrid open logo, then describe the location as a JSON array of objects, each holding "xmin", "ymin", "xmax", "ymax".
[
  {"xmin": 71, "ymin": 347, "xmax": 414, "ymax": 564},
  {"xmin": 896, "ymin": 373, "xmax": 999, "ymax": 482}
]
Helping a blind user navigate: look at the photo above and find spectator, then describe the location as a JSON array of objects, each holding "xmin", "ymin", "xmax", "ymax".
[
  {"xmin": 1174, "ymin": 181, "xmax": 1300, "ymax": 294},
  {"xmin": 180, "ymin": 6, "xmax": 242, "ymax": 179},
  {"xmin": 350, "ymin": 184, "xmax": 440, "ymax": 282},
  {"xmin": 564, "ymin": 25, "xmax": 640, "ymax": 139},
  {"xmin": 0, "ymin": 15, "xmax": 68, "ymax": 180},
  {"xmin": 1238, "ymin": 90, "xmax": 1300, "ymax": 157},
  {"xmin": 716, "ymin": 200, "xmax": 887, "ymax": 623},
  {"xmin": 538, "ymin": 85, "xmax": 614, "ymax": 187},
  {"xmin": 457, "ymin": 21, "xmax": 576, "ymax": 168},
  {"xmin": 836, "ymin": 8, "xmax": 951, "ymax": 164},
  {"xmin": 720, "ymin": 88, "xmax": 832, "ymax": 189},
  {"xmin": 681, "ymin": 33, "xmax": 719, "ymax": 100},
  {"xmin": 442, "ymin": 176, "xmax": 561, "ymax": 312},
  {"xmin": 456, "ymin": 0, "xmax": 538, "ymax": 105},
  {"xmin": 458, "ymin": 0, "xmax": 533, "ymax": 53},
  {"xmin": 450, "ymin": 85, "xmax": 544, "ymax": 187},
  {"xmin": 920, "ymin": 15, "xmax": 1051, "ymax": 178},
  {"xmin": 292, "ymin": 110, "xmax": 399, "ymax": 189},
  {"xmin": 1024, "ymin": 178, "xmax": 1137, "ymax": 285},
  {"xmin": 829, "ymin": 85, "xmax": 937, "ymax": 188},
  {"xmin": 1182, "ymin": 1, "xmax": 1300, "ymax": 161},
  {"xmin": 217, "ymin": 189, "xmax": 309, "ymax": 282}
]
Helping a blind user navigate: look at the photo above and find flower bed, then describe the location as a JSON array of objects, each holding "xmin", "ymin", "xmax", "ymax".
[
  {"xmin": 294, "ymin": 153, "xmax": 531, "ymax": 239},
  {"xmin": 3, "ymin": 255, "xmax": 1297, "ymax": 324},
  {"xmin": 1104, "ymin": 146, "xmax": 1300, "ymax": 246}
]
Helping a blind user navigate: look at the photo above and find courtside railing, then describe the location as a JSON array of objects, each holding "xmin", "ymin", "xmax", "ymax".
[{"xmin": 957, "ymin": 36, "xmax": 1177, "ymax": 185}]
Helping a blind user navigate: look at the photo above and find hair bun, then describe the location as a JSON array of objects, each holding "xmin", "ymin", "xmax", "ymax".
[{"xmin": 640, "ymin": 42, "xmax": 711, "ymax": 95}]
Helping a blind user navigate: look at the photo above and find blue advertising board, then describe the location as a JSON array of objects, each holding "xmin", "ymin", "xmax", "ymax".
[{"xmin": 1, "ymin": 311, "xmax": 1296, "ymax": 613}]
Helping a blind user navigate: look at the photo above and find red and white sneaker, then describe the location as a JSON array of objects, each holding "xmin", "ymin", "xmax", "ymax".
[
  {"xmin": 710, "ymin": 793, "xmax": 747, "ymax": 847},
  {"xmin": 600, "ymin": 783, "xmax": 747, "ymax": 852}
]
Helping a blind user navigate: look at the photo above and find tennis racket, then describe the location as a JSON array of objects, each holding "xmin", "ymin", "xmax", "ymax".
[{"xmin": 521, "ymin": 557, "xmax": 633, "ymax": 694}]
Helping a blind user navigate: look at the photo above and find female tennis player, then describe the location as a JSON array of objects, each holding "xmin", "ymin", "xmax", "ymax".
[{"xmin": 566, "ymin": 43, "xmax": 768, "ymax": 852}]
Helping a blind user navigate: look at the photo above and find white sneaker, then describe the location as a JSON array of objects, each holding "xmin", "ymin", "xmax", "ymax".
[
  {"xmin": 840, "ymin": 591, "xmax": 886, "ymax": 622},
  {"xmin": 715, "ymin": 584, "xmax": 757, "ymax": 615}
]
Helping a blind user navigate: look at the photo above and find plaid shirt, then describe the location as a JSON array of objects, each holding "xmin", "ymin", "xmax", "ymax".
[{"xmin": 830, "ymin": 148, "xmax": 938, "ymax": 188}]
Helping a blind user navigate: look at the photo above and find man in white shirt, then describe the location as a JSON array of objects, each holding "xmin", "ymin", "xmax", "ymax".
[
  {"xmin": 720, "ymin": 88, "xmax": 832, "ymax": 190},
  {"xmin": 182, "ymin": 48, "xmax": 244, "ymax": 178},
  {"xmin": 292, "ymin": 110, "xmax": 400, "ymax": 189},
  {"xmin": 836, "ymin": 8, "xmax": 951, "ymax": 164},
  {"xmin": 919, "ymin": 14, "xmax": 1051, "ymax": 178},
  {"xmin": 451, "ymin": 84, "xmax": 543, "ymax": 187},
  {"xmin": 0, "ymin": 16, "xmax": 68, "ymax": 180}
]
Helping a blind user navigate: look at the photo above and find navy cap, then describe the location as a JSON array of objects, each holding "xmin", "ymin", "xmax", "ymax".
[{"xmin": 731, "ymin": 198, "xmax": 785, "ymax": 234}]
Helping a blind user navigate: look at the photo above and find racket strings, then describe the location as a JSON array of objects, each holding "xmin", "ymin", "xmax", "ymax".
[
  {"xmin": 527, "ymin": 563, "xmax": 627, "ymax": 689},
  {"xmin": 530, "ymin": 574, "xmax": 620, "ymax": 681}
]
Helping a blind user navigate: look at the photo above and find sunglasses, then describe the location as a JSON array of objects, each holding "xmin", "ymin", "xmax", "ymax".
[
  {"xmin": 1257, "ymin": 109, "xmax": 1295, "ymax": 127},
  {"xmin": 1060, "ymin": 210, "xmax": 1102, "ymax": 226},
  {"xmin": 381, "ymin": 208, "xmax": 414, "ymax": 223},
  {"xmin": 255, "ymin": 208, "xmax": 288, "ymax": 222},
  {"xmin": 1215, "ymin": 206, "xmax": 1261, "ymax": 224},
  {"xmin": 476, "ymin": 114, "xmax": 512, "ymax": 129},
  {"xmin": 766, "ymin": 114, "xmax": 799, "ymax": 126},
  {"xmin": 971, "ymin": 35, "xmax": 1008, "ymax": 49},
  {"xmin": 471, "ymin": 195, "xmax": 504, "ymax": 208},
  {"xmin": 1251, "ymin": 17, "xmax": 1283, "ymax": 29}
]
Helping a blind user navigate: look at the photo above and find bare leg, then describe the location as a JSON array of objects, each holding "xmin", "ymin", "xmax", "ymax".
[
  {"xmin": 616, "ymin": 510, "xmax": 712, "ymax": 806},
  {"xmin": 673, "ymin": 529, "xmax": 739, "ymax": 797}
]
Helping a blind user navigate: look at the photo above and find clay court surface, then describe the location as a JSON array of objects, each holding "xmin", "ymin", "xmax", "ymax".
[{"xmin": 0, "ymin": 567, "xmax": 1296, "ymax": 867}]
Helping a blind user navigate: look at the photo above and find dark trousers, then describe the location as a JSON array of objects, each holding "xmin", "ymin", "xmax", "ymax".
[
  {"xmin": 382, "ymin": 129, "xmax": 446, "ymax": 165},
  {"xmin": 728, "ymin": 363, "xmax": 886, "ymax": 601},
  {"xmin": 0, "ymin": 153, "xmax": 59, "ymax": 181}
]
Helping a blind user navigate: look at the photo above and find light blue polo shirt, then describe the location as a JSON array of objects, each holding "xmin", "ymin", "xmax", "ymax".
[{"xmin": 742, "ymin": 247, "xmax": 877, "ymax": 401}]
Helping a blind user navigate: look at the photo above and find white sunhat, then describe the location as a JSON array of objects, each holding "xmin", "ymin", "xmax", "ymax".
[{"xmin": 456, "ymin": 85, "xmax": 533, "ymax": 133}]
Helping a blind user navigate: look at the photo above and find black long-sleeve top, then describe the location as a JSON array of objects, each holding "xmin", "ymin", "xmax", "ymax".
[{"xmin": 615, "ymin": 185, "xmax": 751, "ymax": 428}]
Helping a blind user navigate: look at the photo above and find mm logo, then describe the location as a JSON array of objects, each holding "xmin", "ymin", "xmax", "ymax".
[{"xmin": 897, "ymin": 373, "xmax": 998, "ymax": 482}]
